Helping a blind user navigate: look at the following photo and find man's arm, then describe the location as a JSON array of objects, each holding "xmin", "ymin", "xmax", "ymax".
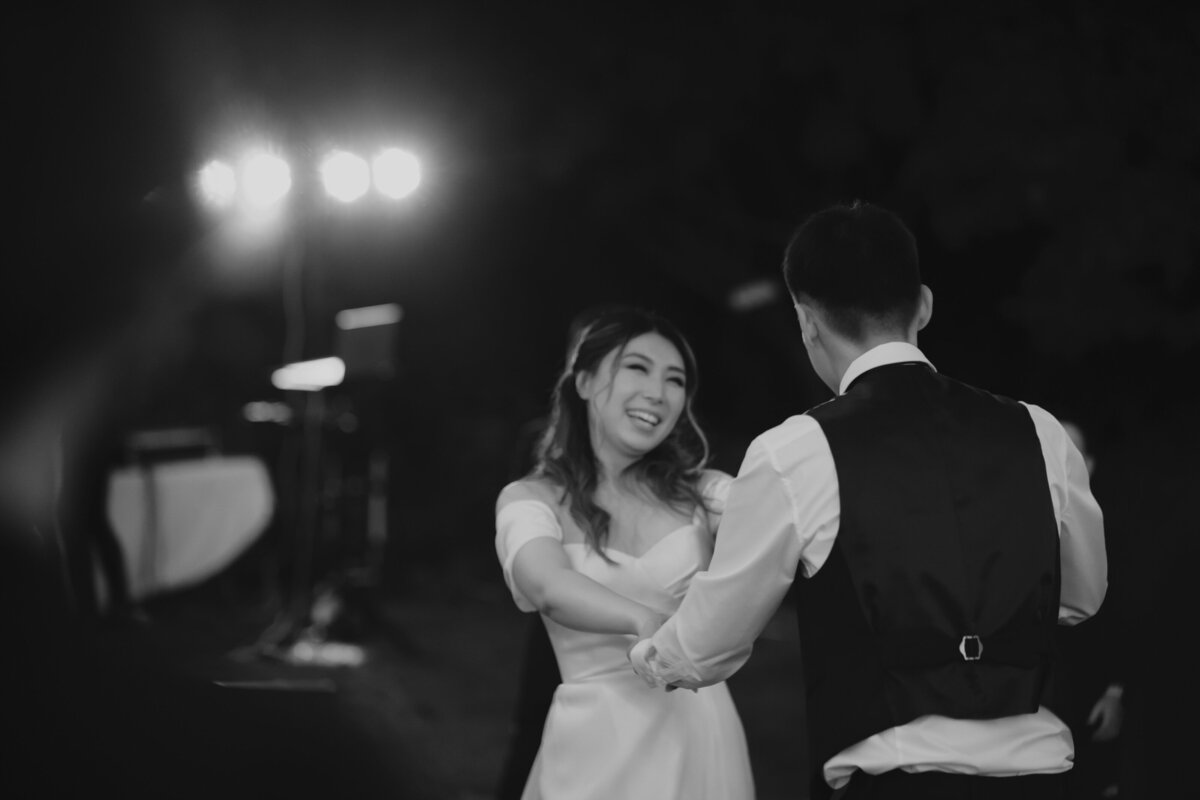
[
  {"xmin": 638, "ymin": 418, "xmax": 840, "ymax": 688},
  {"xmin": 1058, "ymin": 426, "xmax": 1107, "ymax": 623},
  {"xmin": 1024, "ymin": 404, "xmax": 1107, "ymax": 624}
]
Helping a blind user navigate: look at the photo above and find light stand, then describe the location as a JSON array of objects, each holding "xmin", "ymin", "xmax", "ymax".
[{"xmin": 195, "ymin": 143, "xmax": 419, "ymax": 667}]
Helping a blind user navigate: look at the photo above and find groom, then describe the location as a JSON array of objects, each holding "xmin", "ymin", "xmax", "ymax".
[{"xmin": 631, "ymin": 202, "xmax": 1106, "ymax": 799}]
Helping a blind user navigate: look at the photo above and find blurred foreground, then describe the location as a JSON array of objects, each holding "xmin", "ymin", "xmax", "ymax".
[{"xmin": 3, "ymin": 554, "xmax": 805, "ymax": 800}]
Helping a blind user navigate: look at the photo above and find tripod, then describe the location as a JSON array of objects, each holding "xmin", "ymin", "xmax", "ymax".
[{"xmin": 242, "ymin": 381, "xmax": 392, "ymax": 666}]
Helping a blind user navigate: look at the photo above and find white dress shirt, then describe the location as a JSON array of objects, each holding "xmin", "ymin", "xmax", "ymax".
[{"xmin": 637, "ymin": 342, "xmax": 1107, "ymax": 789}]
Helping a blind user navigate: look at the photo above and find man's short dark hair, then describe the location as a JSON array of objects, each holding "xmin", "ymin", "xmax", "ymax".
[{"xmin": 782, "ymin": 201, "xmax": 922, "ymax": 340}]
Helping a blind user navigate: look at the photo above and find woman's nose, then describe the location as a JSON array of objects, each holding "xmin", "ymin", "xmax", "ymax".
[{"xmin": 641, "ymin": 379, "xmax": 666, "ymax": 403}]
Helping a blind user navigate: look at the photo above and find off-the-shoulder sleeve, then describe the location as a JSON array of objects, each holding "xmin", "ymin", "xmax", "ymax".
[{"xmin": 495, "ymin": 499, "xmax": 564, "ymax": 612}]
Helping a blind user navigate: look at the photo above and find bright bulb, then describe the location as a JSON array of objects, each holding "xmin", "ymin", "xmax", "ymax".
[
  {"xmin": 321, "ymin": 150, "xmax": 371, "ymax": 203},
  {"xmin": 335, "ymin": 303, "xmax": 404, "ymax": 330},
  {"xmin": 198, "ymin": 160, "xmax": 237, "ymax": 208},
  {"xmin": 271, "ymin": 357, "xmax": 346, "ymax": 392},
  {"xmin": 372, "ymin": 148, "xmax": 421, "ymax": 199},
  {"xmin": 242, "ymin": 152, "xmax": 292, "ymax": 208}
]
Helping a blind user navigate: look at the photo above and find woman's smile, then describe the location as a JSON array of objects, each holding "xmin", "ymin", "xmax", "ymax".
[{"xmin": 626, "ymin": 408, "xmax": 663, "ymax": 431}]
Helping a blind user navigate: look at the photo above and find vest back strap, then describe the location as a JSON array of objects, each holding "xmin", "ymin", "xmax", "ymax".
[{"xmin": 879, "ymin": 624, "xmax": 1054, "ymax": 669}]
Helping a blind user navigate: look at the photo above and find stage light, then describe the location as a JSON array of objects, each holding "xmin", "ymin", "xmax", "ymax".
[
  {"xmin": 242, "ymin": 401, "xmax": 293, "ymax": 424},
  {"xmin": 242, "ymin": 152, "xmax": 292, "ymax": 208},
  {"xmin": 728, "ymin": 278, "xmax": 783, "ymax": 313},
  {"xmin": 198, "ymin": 160, "xmax": 237, "ymax": 208},
  {"xmin": 372, "ymin": 148, "xmax": 421, "ymax": 199},
  {"xmin": 271, "ymin": 357, "xmax": 346, "ymax": 391},
  {"xmin": 320, "ymin": 150, "xmax": 370, "ymax": 203},
  {"xmin": 335, "ymin": 303, "xmax": 404, "ymax": 330}
]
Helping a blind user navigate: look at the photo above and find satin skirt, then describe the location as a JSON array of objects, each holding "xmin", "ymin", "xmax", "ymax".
[{"xmin": 521, "ymin": 671, "xmax": 754, "ymax": 800}]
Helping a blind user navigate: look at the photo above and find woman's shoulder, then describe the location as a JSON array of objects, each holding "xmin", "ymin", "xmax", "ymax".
[{"xmin": 496, "ymin": 476, "xmax": 562, "ymax": 513}]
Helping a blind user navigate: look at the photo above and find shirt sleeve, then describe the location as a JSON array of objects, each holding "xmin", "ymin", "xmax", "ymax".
[
  {"xmin": 495, "ymin": 498, "xmax": 563, "ymax": 613},
  {"xmin": 647, "ymin": 416, "xmax": 840, "ymax": 687},
  {"xmin": 1022, "ymin": 403, "xmax": 1107, "ymax": 624}
]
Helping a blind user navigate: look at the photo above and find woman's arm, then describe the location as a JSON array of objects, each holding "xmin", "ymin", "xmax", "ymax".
[{"xmin": 511, "ymin": 537, "xmax": 665, "ymax": 637}]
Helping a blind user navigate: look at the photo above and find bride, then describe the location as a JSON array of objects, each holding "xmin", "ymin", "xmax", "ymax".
[{"xmin": 495, "ymin": 306, "xmax": 755, "ymax": 799}]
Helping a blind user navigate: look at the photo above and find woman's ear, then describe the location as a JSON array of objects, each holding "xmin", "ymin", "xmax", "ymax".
[{"xmin": 574, "ymin": 369, "xmax": 592, "ymax": 400}]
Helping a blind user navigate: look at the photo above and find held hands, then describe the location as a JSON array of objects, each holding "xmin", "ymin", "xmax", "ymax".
[
  {"xmin": 627, "ymin": 610, "xmax": 698, "ymax": 693},
  {"xmin": 628, "ymin": 608, "xmax": 669, "ymax": 688},
  {"xmin": 1087, "ymin": 685, "xmax": 1124, "ymax": 742},
  {"xmin": 628, "ymin": 638, "xmax": 664, "ymax": 688},
  {"xmin": 630, "ymin": 639, "xmax": 694, "ymax": 692}
]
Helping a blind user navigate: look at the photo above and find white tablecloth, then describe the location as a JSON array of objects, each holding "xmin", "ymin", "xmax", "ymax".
[{"xmin": 106, "ymin": 456, "xmax": 275, "ymax": 600}]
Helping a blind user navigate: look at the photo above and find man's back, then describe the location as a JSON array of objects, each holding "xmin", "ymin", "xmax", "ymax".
[
  {"xmin": 639, "ymin": 202, "xmax": 1107, "ymax": 798},
  {"xmin": 801, "ymin": 362, "xmax": 1064, "ymax": 767}
]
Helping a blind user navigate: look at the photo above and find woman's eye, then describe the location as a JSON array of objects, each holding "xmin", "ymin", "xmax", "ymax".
[
  {"xmin": 626, "ymin": 363, "xmax": 648, "ymax": 373},
  {"xmin": 669, "ymin": 377, "xmax": 686, "ymax": 388}
]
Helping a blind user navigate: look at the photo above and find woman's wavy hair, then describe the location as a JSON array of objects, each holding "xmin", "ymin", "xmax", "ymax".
[{"xmin": 535, "ymin": 306, "xmax": 711, "ymax": 559}]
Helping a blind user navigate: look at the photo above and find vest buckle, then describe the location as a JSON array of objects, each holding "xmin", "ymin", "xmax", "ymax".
[{"xmin": 959, "ymin": 635, "xmax": 983, "ymax": 661}]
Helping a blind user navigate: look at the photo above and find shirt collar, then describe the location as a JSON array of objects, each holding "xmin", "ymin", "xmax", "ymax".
[{"xmin": 838, "ymin": 341, "xmax": 936, "ymax": 396}]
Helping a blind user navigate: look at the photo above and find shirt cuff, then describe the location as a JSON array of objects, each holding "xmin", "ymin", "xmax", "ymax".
[{"xmin": 648, "ymin": 618, "xmax": 705, "ymax": 688}]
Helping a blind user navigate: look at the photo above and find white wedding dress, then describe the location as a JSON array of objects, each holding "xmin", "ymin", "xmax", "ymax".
[{"xmin": 496, "ymin": 487, "xmax": 755, "ymax": 800}]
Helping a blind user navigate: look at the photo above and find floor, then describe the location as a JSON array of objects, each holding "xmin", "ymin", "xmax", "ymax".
[{"xmin": 114, "ymin": 562, "xmax": 811, "ymax": 799}]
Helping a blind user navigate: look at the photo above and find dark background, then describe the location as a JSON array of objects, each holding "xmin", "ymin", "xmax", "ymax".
[
  {"xmin": 6, "ymin": 2, "xmax": 1198, "ymax": 798},
  {"xmin": 17, "ymin": 0, "xmax": 1198, "ymax": 559}
]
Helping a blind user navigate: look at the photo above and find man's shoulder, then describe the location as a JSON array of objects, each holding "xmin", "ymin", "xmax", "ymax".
[
  {"xmin": 946, "ymin": 374, "xmax": 1029, "ymax": 410},
  {"xmin": 1015, "ymin": 401, "xmax": 1070, "ymax": 448},
  {"xmin": 803, "ymin": 392, "xmax": 849, "ymax": 423},
  {"xmin": 942, "ymin": 379, "xmax": 1063, "ymax": 433},
  {"xmin": 750, "ymin": 412, "xmax": 828, "ymax": 455},
  {"xmin": 899, "ymin": 372, "xmax": 1067, "ymax": 442}
]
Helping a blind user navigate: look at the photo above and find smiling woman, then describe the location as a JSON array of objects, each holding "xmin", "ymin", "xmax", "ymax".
[
  {"xmin": 535, "ymin": 307, "xmax": 711, "ymax": 558},
  {"xmin": 492, "ymin": 306, "xmax": 754, "ymax": 800},
  {"xmin": 584, "ymin": 336, "xmax": 688, "ymax": 457}
]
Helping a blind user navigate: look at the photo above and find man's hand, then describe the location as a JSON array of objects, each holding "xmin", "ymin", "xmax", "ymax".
[
  {"xmin": 628, "ymin": 638, "xmax": 663, "ymax": 688},
  {"xmin": 1088, "ymin": 685, "xmax": 1124, "ymax": 742},
  {"xmin": 628, "ymin": 637, "xmax": 701, "ymax": 693}
]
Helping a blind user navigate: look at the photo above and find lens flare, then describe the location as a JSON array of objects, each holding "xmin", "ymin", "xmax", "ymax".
[
  {"xmin": 372, "ymin": 148, "xmax": 421, "ymax": 199},
  {"xmin": 197, "ymin": 160, "xmax": 237, "ymax": 208},
  {"xmin": 320, "ymin": 150, "xmax": 371, "ymax": 203},
  {"xmin": 241, "ymin": 152, "xmax": 292, "ymax": 208}
]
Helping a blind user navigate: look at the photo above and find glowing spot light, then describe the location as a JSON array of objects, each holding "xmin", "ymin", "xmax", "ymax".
[
  {"xmin": 242, "ymin": 152, "xmax": 292, "ymax": 208},
  {"xmin": 335, "ymin": 303, "xmax": 404, "ymax": 330},
  {"xmin": 198, "ymin": 160, "xmax": 237, "ymax": 208},
  {"xmin": 320, "ymin": 150, "xmax": 371, "ymax": 203},
  {"xmin": 372, "ymin": 148, "xmax": 421, "ymax": 199},
  {"xmin": 271, "ymin": 357, "xmax": 346, "ymax": 392}
]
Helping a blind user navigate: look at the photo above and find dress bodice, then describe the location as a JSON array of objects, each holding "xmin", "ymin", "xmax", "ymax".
[
  {"xmin": 549, "ymin": 522, "xmax": 713, "ymax": 683},
  {"xmin": 494, "ymin": 473, "xmax": 754, "ymax": 800}
]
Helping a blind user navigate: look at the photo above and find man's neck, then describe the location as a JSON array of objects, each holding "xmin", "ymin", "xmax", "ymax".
[{"xmin": 829, "ymin": 334, "xmax": 919, "ymax": 394}]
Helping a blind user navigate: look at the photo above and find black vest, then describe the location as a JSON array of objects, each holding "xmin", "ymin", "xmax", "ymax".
[{"xmin": 798, "ymin": 363, "xmax": 1061, "ymax": 782}]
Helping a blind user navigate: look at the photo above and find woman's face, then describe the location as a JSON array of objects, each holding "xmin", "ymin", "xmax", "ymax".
[{"xmin": 577, "ymin": 332, "xmax": 688, "ymax": 461}]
